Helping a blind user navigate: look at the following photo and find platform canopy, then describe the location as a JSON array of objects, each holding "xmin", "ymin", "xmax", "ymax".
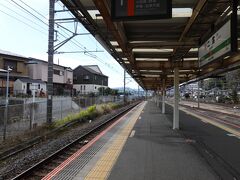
[{"xmin": 60, "ymin": 0, "xmax": 240, "ymax": 90}]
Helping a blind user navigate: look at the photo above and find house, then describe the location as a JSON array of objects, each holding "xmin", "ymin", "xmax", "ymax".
[
  {"xmin": 14, "ymin": 78, "xmax": 46, "ymax": 96},
  {"xmin": 0, "ymin": 49, "xmax": 29, "ymax": 96},
  {"xmin": 73, "ymin": 65, "xmax": 108, "ymax": 95},
  {"xmin": 27, "ymin": 59, "xmax": 73, "ymax": 95}
]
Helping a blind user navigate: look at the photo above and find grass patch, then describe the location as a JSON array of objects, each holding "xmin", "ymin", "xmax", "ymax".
[{"xmin": 53, "ymin": 103, "xmax": 121, "ymax": 128}]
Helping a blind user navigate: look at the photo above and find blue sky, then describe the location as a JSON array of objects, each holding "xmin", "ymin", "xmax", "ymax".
[{"xmin": 0, "ymin": 0, "xmax": 139, "ymax": 89}]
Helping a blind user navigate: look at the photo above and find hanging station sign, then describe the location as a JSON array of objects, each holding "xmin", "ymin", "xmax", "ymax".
[
  {"xmin": 199, "ymin": 19, "xmax": 237, "ymax": 67},
  {"xmin": 111, "ymin": 0, "xmax": 172, "ymax": 21}
]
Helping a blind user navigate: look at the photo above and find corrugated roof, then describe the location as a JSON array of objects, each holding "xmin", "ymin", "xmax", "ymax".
[
  {"xmin": 84, "ymin": 65, "xmax": 103, "ymax": 74},
  {"xmin": 0, "ymin": 49, "xmax": 27, "ymax": 59}
]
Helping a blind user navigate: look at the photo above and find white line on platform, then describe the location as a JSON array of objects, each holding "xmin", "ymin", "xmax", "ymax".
[
  {"xmin": 129, "ymin": 130, "xmax": 136, "ymax": 138},
  {"xmin": 227, "ymin": 134, "xmax": 240, "ymax": 139},
  {"xmin": 201, "ymin": 120, "xmax": 208, "ymax": 124}
]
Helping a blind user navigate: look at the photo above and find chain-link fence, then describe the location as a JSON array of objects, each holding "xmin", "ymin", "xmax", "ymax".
[{"xmin": 0, "ymin": 95, "xmax": 138, "ymax": 141}]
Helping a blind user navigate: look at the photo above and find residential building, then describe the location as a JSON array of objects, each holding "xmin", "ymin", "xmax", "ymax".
[
  {"xmin": 14, "ymin": 78, "xmax": 46, "ymax": 96},
  {"xmin": 28, "ymin": 59, "xmax": 73, "ymax": 95},
  {"xmin": 73, "ymin": 65, "xmax": 108, "ymax": 95},
  {"xmin": 0, "ymin": 49, "xmax": 29, "ymax": 96}
]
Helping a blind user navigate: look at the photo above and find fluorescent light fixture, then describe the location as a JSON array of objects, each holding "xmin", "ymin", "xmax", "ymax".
[
  {"xmin": 141, "ymin": 70, "xmax": 163, "ymax": 73},
  {"xmin": 179, "ymin": 70, "xmax": 193, "ymax": 72},
  {"xmin": 168, "ymin": 74, "xmax": 186, "ymax": 78},
  {"xmin": 88, "ymin": 10, "xmax": 102, "ymax": 19},
  {"xmin": 110, "ymin": 41, "xmax": 119, "ymax": 46},
  {"xmin": 184, "ymin": 58, "xmax": 198, "ymax": 61},
  {"xmin": 143, "ymin": 75, "xmax": 160, "ymax": 77},
  {"xmin": 224, "ymin": 56, "xmax": 230, "ymax": 59},
  {"xmin": 115, "ymin": 48, "xmax": 122, "ymax": 52},
  {"xmin": 136, "ymin": 58, "xmax": 168, "ymax": 61},
  {"xmin": 133, "ymin": 48, "xmax": 173, "ymax": 52},
  {"xmin": 189, "ymin": 48, "xmax": 198, "ymax": 52}
]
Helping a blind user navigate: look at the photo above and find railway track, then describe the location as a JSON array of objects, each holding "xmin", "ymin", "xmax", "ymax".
[{"xmin": 12, "ymin": 102, "xmax": 139, "ymax": 180}]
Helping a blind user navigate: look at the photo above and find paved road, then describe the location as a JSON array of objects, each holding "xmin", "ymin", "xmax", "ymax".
[{"xmin": 165, "ymin": 103, "xmax": 240, "ymax": 180}]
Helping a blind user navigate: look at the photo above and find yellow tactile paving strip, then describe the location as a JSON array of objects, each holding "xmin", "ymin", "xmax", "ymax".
[{"xmin": 84, "ymin": 102, "xmax": 146, "ymax": 180}]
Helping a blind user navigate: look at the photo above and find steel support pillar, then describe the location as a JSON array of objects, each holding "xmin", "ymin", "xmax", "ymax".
[
  {"xmin": 173, "ymin": 67, "xmax": 179, "ymax": 130},
  {"xmin": 162, "ymin": 78, "xmax": 166, "ymax": 114},
  {"xmin": 123, "ymin": 70, "xmax": 126, "ymax": 103},
  {"xmin": 47, "ymin": 0, "xmax": 55, "ymax": 124},
  {"xmin": 197, "ymin": 80, "xmax": 200, "ymax": 108}
]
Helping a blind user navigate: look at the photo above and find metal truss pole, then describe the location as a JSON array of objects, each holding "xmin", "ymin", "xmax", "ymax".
[
  {"xmin": 47, "ymin": 0, "xmax": 55, "ymax": 124},
  {"xmin": 162, "ymin": 78, "xmax": 166, "ymax": 114},
  {"xmin": 123, "ymin": 70, "xmax": 126, "ymax": 103},
  {"xmin": 173, "ymin": 67, "xmax": 179, "ymax": 130}
]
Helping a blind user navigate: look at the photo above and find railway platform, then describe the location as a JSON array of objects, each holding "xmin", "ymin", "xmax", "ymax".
[{"xmin": 42, "ymin": 100, "xmax": 240, "ymax": 180}]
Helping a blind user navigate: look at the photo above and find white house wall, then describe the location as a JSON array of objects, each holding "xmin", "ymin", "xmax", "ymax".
[
  {"xmin": 74, "ymin": 84, "xmax": 108, "ymax": 94},
  {"xmin": 28, "ymin": 61, "xmax": 73, "ymax": 84},
  {"xmin": 65, "ymin": 70, "xmax": 73, "ymax": 84}
]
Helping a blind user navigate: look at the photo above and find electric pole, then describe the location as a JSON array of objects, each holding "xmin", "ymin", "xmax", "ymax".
[{"xmin": 47, "ymin": 0, "xmax": 55, "ymax": 124}]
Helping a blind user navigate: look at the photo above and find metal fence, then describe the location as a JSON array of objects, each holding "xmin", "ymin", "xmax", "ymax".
[{"xmin": 0, "ymin": 95, "xmax": 134, "ymax": 141}]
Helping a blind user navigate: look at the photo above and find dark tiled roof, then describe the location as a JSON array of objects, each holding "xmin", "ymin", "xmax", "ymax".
[{"xmin": 76, "ymin": 65, "xmax": 108, "ymax": 77}]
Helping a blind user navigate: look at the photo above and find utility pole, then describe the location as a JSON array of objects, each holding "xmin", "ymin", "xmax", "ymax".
[
  {"xmin": 123, "ymin": 70, "xmax": 126, "ymax": 103},
  {"xmin": 3, "ymin": 66, "xmax": 10, "ymax": 140},
  {"xmin": 47, "ymin": 0, "xmax": 55, "ymax": 124}
]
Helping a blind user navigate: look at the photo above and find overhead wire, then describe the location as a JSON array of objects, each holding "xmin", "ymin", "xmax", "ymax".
[
  {"xmin": 56, "ymin": 1, "xmax": 122, "ymax": 74},
  {"xmin": 0, "ymin": 8, "xmax": 47, "ymax": 36},
  {"xmin": 5, "ymin": 0, "xmax": 124, "ymax": 79},
  {"xmin": 0, "ymin": 2, "xmax": 47, "ymax": 33}
]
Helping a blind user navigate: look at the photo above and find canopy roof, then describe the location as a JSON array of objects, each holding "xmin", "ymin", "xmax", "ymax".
[{"xmin": 60, "ymin": 0, "xmax": 240, "ymax": 90}]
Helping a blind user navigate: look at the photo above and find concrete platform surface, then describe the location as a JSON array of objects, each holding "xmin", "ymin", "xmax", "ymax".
[{"xmin": 108, "ymin": 101, "xmax": 218, "ymax": 180}]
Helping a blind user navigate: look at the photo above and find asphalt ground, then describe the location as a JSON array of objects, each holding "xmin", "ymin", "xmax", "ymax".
[{"xmin": 164, "ymin": 103, "xmax": 240, "ymax": 180}]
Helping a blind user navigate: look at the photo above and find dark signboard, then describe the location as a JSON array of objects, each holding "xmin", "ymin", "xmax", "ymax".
[{"xmin": 111, "ymin": 0, "xmax": 172, "ymax": 21}]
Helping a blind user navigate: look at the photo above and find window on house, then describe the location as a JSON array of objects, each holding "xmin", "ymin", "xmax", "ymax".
[
  {"xmin": 54, "ymin": 69, "xmax": 60, "ymax": 75},
  {"xmin": 54, "ymin": 69, "xmax": 64, "ymax": 76},
  {"xmin": 60, "ymin": 71, "xmax": 64, "ymax": 76},
  {"xmin": 95, "ymin": 86, "xmax": 97, "ymax": 89},
  {"xmin": 84, "ymin": 85, "xmax": 86, "ymax": 90},
  {"xmin": 80, "ymin": 85, "xmax": 82, "ymax": 90},
  {"xmin": 83, "ymin": 75, "xmax": 89, "ymax": 80},
  {"xmin": 95, "ymin": 76, "xmax": 97, "ymax": 80},
  {"xmin": 38, "ymin": 84, "xmax": 40, "ymax": 89},
  {"xmin": 74, "ymin": 76, "xmax": 77, "ymax": 80}
]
